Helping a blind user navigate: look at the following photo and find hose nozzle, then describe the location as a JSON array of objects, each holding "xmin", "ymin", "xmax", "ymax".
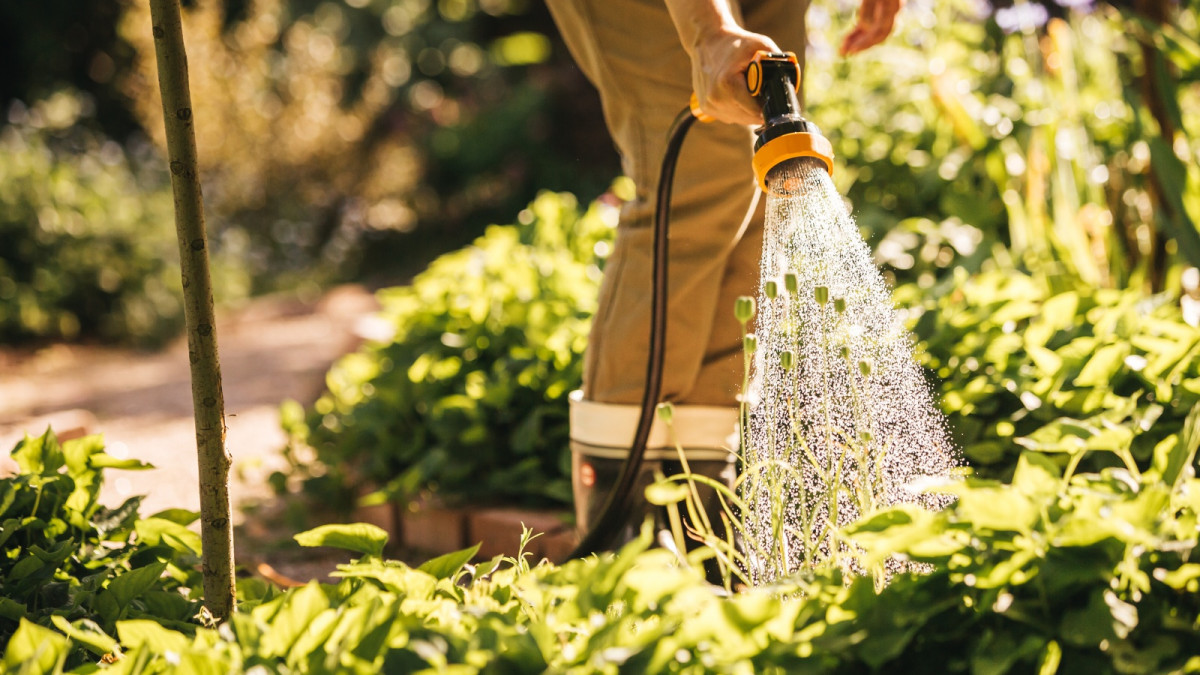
[{"xmin": 747, "ymin": 51, "xmax": 833, "ymax": 194}]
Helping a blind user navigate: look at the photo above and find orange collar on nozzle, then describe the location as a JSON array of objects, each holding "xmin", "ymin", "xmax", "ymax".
[{"xmin": 746, "ymin": 51, "xmax": 834, "ymax": 192}]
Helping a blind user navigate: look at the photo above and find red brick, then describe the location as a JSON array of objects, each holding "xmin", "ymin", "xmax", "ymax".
[
  {"xmin": 400, "ymin": 503, "xmax": 468, "ymax": 554},
  {"xmin": 468, "ymin": 508, "xmax": 574, "ymax": 561}
]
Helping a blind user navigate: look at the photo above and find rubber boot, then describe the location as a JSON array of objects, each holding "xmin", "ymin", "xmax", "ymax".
[{"xmin": 569, "ymin": 391, "xmax": 739, "ymax": 580}]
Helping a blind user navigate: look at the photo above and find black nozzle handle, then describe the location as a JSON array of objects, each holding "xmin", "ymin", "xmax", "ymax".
[{"xmin": 745, "ymin": 51, "xmax": 802, "ymax": 125}]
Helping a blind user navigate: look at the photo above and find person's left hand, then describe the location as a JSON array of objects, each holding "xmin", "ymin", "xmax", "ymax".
[{"xmin": 840, "ymin": 0, "xmax": 903, "ymax": 56}]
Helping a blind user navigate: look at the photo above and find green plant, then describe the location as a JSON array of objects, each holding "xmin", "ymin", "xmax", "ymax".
[
  {"xmin": 806, "ymin": 1, "xmax": 1200, "ymax": 290},
  {"xmin": 10, "ymin": 419, "xmax": 1200, "ymax": 672},
  {"xmin": 282, "ymin": 187, "xmax": 622, "ymax": 509},
  {"xmin": 0, "ymin": 430, "xmax": 207, "ymax": 669},
  {"xmin": 0, "ymin": 91, "xmax": 248, "ymax": 346},
  {"xmin": 905, "ymin": 267, "xmax": 1200, "ymax": 479}
]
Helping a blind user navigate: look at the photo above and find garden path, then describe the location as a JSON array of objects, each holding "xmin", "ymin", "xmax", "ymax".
[{"xmin": 0, "ymin": 286, "xmax": 379, "ymax": 521}]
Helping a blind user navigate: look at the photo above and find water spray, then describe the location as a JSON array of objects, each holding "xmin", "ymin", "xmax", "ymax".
[{"xmin": 570, "ymin": 50, "xmax": 827, "ymax": 558}]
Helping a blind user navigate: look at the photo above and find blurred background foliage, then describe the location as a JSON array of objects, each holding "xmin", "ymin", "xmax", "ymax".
[{"xmin": 0, "ymin": 0, "xmax": 618, "ymax": 344}]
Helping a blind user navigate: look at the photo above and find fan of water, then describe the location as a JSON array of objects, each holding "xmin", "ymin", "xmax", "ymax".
[{"xmin": 742, "ymin": 158, "xmax": 959, "ymax": 584}]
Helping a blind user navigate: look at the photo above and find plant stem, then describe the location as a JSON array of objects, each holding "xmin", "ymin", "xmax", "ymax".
[{"xmin": 147, "ymin": 0, "xmax": 235, "ymax": 621}]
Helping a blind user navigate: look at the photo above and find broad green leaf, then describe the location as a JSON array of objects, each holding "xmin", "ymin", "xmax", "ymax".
[
  {"xmin": 61, "ymin": 435, "xmax": 106, "ymax": 477},
  {"xmin": 947, "ymin": 485, "xmax": 1038, "ymax": 533},
  {"xmin": 0, "ymin": 597, "xmax": 26, "ymax": 621},
  {"xmin": 1011, "ymin": 452, "xmax": 1062, "ymax": 497},
  {"xmin": 49, "ymin": 616, "xmax": 119, "ymax": 657},
  {"xmin": 258, "ymin": 582, "xmax": 330, "ymax": 657},
  {"xmin": 108, "ymin": 561, "xmax": 168, "ymax": 610},
  {"xmin": 3, "ymin": 619, "xmax": 68, "ymax": 673},
  {"xmin": 417, "ymin": 542, "xmax": 481, "ymax": 580},
  {"xmin": 1074, "ymin": 343, "xmax": 1128, "ymax": 387},
  {"xmin": 148, "ymin": 508, "xmax": 201, "ymax": 526},
  {"xmin": 116, "ymin": 619, "xmax": 191, "ymax": 653},
  {"xmin": 12, "ymin": 430, "xmax": 65, "ymax": 476},
  {"xmin": 89, "ymin": 455, "xmax": 153, "ymax": 471},
  {"xmin": 1027, "ymin": 345, "xmax": 1062, "ymax": 377},
  {"xmin": 135, "ymin": 517, "xmax": 202, "ymax": 555},
  {"xmin": 294, "ymin": 522, "xmax": 389, "ymax": 557},
  {"xmin": 1154, "ymin": 404, "xmax": 1200, "ymax": 488}
]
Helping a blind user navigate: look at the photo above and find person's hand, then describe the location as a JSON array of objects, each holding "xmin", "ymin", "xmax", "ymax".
[
  {"xmin": 688, "ymin": 25, "xmax": 781, "ymax": 126},
  {"xmin": 840, "ymin": 0, "xmax": 903, "ymax": 56}
]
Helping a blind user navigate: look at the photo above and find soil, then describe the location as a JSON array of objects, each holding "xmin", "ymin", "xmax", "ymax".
[{"xmin": 0, "ymin": 285, "xmax": 382, "ymax": 582}]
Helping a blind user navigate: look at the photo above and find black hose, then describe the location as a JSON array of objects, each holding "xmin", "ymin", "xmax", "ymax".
[{"xmin": 569, "ymin": 107, "xmax": 697, "ymax": 558}]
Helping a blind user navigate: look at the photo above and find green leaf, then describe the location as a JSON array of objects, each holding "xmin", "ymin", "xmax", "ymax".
[
  {"xmin": 417, "ymin": 542, "xmax": 481, "ymax": 580},
  {"xmin": 1011, "ymin": 452, "xmax": 1061, "ymax": 497},
  {"xmin": 89, "ymin": 455, "xmax": 153, "ymax": 471},
  {"xmin": 148, "ymin": 508, "xmax": 201, "ymax": 526},
  {"xmin": 294, "ymin": 522, "xmax": 389, "ymax": 557},
  {"xmin": 135, "ymin": 517, "xmax": 202, "ymax": 555},
  {"xmin": 257, "ymin": 582, "xmax": 331, "ymax": 658},
  {"xmin": 1154, "ymin": 404, "xmax": 1200, "ymax": 488},
  {"xmin": 116, "ymin": 619, "xmax": 191, "ymax": 653},
  {"xmin": 1073, "ymin": 343, "xmax": 1128, "ymax": 387},
  {"xmin": 12, "ymin": 429, "xmax": 65, "ymax": 476},
  {"xmin": 3, "ymin": 619, "xmax": 69, "ymax": 673},
  {"xmin": 108, "ymin": 561, "xmax": 168, "ymax": 610},
  {"xmin": 49, "ymin": 616, "xmax": 119, "ymax": 657},
  {"xmin": 61, "ymin": 435, "xmax": 106, "ymax": 477},
  {"xmin": 946, "ymin": 485, "xmax": 1038, "ymax": 533}
]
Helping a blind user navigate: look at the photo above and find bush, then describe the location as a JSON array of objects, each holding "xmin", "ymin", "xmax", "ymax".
[
  {"xmin": 282, "ymin": 187, "xmax": 621, "ymax": 508},
  {"xmin": 0, "ymin": 430, "xmax": 211, "ymax": 670},
  {"xmin": 905, "ymin": 268, "xmax": 1200, "ymax": 479},
  {"xmin": 0, "ymin": 92, "xmax": 248, "ymax": 346}
]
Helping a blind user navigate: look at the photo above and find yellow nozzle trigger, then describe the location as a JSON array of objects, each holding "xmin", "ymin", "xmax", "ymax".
[
  {"xmin": 745, "ymin": 51, "xmax": 801, "ymax": 96},
  {"xmin": 689, "ymin": 93, "xmax": 715, "ymax": 123}
]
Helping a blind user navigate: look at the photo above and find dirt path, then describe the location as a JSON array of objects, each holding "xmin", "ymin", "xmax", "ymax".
[{"xmin": 0, "ymin": 285, "xmax": 379, "ymax": 521}]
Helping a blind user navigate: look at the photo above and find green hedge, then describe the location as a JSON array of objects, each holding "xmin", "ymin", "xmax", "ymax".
[{"xmin": 282, "ymin": 187, "xmax": 622, "ymax": 508}]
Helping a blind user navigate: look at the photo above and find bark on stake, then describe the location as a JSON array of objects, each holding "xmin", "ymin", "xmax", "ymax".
[{"xmin": 147, "ymin": 0, "xmax": 235, "ymax": 621}]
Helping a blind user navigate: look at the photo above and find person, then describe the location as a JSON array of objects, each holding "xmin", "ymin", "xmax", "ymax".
[{"xmin": 545, "ymin": 0, "xmax": 904, "ymax": 547}]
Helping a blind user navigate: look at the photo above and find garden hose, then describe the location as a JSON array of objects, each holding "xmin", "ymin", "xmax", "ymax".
[
  {"xmin": 569, "ymin": 51, "xmax": 832, "ymax": 558},
  {"xmin": 569, "ymin": 107, "xmax": 697, "ymax": 557}
]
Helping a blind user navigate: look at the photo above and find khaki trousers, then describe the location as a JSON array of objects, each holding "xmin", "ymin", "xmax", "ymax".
[{"xmin": 547, "ymin": 0, "xmax": 808, "ymax": 408}]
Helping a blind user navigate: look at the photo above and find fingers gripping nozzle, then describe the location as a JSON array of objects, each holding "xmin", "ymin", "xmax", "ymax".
[{"xmin": 746, "ymin": 51, "xmax": 833, "ymax": 192}]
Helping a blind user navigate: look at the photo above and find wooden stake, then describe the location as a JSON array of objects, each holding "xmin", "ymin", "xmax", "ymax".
[{"xmin": 147, "ymin": 0, "xmax": 235, "ymax": 621}]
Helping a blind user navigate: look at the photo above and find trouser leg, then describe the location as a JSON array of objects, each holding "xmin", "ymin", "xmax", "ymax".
[
  {"xmin": 547, "ymin": 0, "xmax": 801, "ymax": 407},
  {"xmin": 548, "ymin": 0, "xmax": 809, "ymax": 557}
]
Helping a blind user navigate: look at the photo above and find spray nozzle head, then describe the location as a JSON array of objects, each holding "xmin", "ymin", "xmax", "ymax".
[{"xmin": 746, "ymin": 51, "xmax": 833, "ymax": 193}]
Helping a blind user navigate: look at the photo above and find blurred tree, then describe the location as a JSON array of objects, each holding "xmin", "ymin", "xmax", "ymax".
[{"xmin": 120, "ymin": 0, "xmax": 617, "ymax": 290}]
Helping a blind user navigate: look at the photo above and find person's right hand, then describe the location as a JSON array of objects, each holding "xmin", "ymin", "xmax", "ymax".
[{"xmin": 688, "ymin": 25, "xmax": 782, "ymax": 126}]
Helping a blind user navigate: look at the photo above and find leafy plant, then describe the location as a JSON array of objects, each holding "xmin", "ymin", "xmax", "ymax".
[
  {"xmin": 0, "ymin": 430, "xmax": 207, "ymax": 669},
  {"xmin": 10, "ymin": 420, "xmax": 1200, "ymax": 672},
  {"xmin": 282, "ymin": 187, "xmax": 622, "ymax": 509},
  {"xmin": 905, "ymin": 267, "xmax": 1200, "ymax": 479},
  {"xmin": 0, "ymin": 91, "xmax": 248, "ymax": 346}
]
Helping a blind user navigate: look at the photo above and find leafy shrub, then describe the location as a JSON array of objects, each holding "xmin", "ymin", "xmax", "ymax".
[
  {"xmin": 905, "ymin": 268, "xmax": 1200, "ymax": 479},
  {"xmin": 0, "ymin": 430, "xmax": 209, "ymax": 669},
  {"xmin": 9, "ymin": 425, "xmax": 1200, "ymax": 673},
  {"xmin": 282, "ymin": 188, "xmax": 621, "ymax": 508},
  {"xmin": 0, "ymin": 92, "xmax": 248, "ymax": 346}
]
